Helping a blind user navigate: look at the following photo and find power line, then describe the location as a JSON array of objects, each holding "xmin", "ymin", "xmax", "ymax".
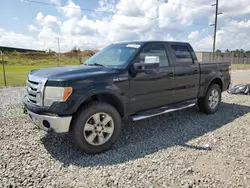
[
  {"xmin": 185, "ymin": 0, "xmax": 247, "ymax": 20},
  {"xmin": 216, "ymin": 8, "xmax": 250, "ymax": 40},
  {"xmin": 183, "ymin": 0, "xmax": 210, "ymax": 6},
  {"xmin": 215, "ymin": 8, "xmax": 247, "ymax": 40},
  {"xmin": 23, "ymin": 0, "xmax": 158, "ymax": 20},
  {"xmin": 218, "ymin": 8, "xmax": 244, "ymax": 21},
  {"xmin": 218, "ymin": 28, "xmax": 250, "ymax": 41},
  {"xmin": 23, "ymin": 0, "xmax": 214, "ymax": 28},
  {"xmin": 17, "ymin": 0, "xmax": 250, "ymax": 45},
  {"xmin": 24, "ymin": 0, "xmax": 248, "ymax": 26},
  {"xmin": 156, "ymin": 0, "xmax": 214, "ymax": 13},
  {"xmin": 221, "ymin": 29, "xmax": 241, "ymax": 37},
  {"xmin": 25, "ymin": 0, "xmax": 216, "ymax": 20}
]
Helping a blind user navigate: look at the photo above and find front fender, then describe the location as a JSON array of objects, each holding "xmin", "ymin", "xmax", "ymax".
[{"xmin": 70, "ymin": 82, "xmax": 127, "ymax": 114}]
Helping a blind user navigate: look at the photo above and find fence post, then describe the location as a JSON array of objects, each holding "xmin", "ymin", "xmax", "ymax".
[
  {"xmin": 0, "ymin": 51, "xmax": 7, "ymax": 86},
  {"xmin": 57, "ymin": 54, "xmax": 60, "ymax": 67},
  {"xmin": 231, "ymin": 52, "xmax": 234, "ymax": 69},
  {"xmin": 244, "ymin": 55, "xmax": 246, "ymax": 70}
]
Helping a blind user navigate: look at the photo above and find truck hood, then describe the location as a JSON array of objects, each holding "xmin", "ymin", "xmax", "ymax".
[{"xmin": 29, "ymin": 65, "xmax": 111, "ymax": 79}]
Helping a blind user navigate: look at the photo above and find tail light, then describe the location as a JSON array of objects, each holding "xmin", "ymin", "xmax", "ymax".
[{"xmin": 229, "ymin": 65, "xmax": 232, "ymax": 75}]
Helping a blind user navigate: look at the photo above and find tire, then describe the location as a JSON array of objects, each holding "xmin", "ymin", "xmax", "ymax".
[
  {"xmin": 198, "ymin": 84, "xmax": 222, "ymax": 114},
  {"xmin": 71, "ymin": 102, "xmax": 121, "ymax": 154}
]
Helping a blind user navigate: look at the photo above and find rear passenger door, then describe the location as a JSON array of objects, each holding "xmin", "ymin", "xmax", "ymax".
[{"xmin": 170, "ymin": 44, "xmax": 200, "ymax": 102}]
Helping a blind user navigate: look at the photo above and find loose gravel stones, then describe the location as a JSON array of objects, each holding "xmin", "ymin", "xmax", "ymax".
[{"xmin": 0, "ymin": 70, "xmax": 250, "ymax": 187}]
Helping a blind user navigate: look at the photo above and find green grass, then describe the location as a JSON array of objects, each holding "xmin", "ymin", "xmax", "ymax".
[
  {"xmin": 0, "ymin": 64, "xmax": 82, "ymax": 86},
  {"xmin": 231, "ymin": 64, "xmax": 250, "ymax": 70},
  {"xmin": 0, "ymin": 60, "xmax": 83, "ymax": 87},
  {"xmin": 0, "ymin": 55, "xmax": 89, "ymax": 86},
  {"xmin": 1, "ymin": 65, "xmax": 52, "ymax": 86},
  {"xmin": 0, "ymin": 62, "xmax": 250, "ymax": 87}
]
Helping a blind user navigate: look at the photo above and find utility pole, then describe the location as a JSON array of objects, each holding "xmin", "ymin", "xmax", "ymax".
[
  {"xmin": 212, "ymin": 0, "xmax": 219, "ymax": 60},
  {"xmin": 57, "ymin": 38, "xmax": 60, "ymax": 66}
]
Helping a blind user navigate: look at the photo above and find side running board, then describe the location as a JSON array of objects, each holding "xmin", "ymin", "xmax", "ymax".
[{"xmin": 132, "ymin": 101, "xmax": 196, "ymax": 121}]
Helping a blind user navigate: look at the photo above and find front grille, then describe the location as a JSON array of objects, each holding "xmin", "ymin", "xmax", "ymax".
[
  {"xmin": 25, "ymin": 74, "xmax": 47, "ymax": 106},
  {"xmin": 26, "ymin": 80, "xmax": 39, "ymax": 104}
]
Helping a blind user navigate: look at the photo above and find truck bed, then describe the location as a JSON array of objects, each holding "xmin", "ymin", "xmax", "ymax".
[{"xmin": 198, "ymin": 61, "xmax": 231, "ymax": 94}]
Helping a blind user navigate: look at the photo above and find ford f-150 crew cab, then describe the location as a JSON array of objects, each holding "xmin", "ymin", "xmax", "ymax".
[{"xmin": 23, "ymin": 41, "xmax": 231, "ymax": 154}]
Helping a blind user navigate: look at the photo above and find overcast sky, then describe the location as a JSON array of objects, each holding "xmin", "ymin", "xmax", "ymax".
[{"xmin": 0, "ymin": 0, "xmax": 250, "ymax": 52}]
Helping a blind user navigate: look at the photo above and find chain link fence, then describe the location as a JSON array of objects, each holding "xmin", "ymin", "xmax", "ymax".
[
  {"xmin": 1, "ymin": 52, "xmax": 250, "ymax": 87},
  {"xmin": 0, "ymin": 53, "xmax": 86, "ymax": 87},
  {"xmin": 196, "ymin": 51, "xmax": 250, "ymax": 70}
]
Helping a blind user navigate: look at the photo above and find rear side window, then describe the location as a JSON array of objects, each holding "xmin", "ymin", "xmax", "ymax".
[{"xmin": 171, "ymin": 45, "xmax": 193, "ymax": 65}]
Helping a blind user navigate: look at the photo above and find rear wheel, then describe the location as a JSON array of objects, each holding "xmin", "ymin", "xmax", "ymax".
[
  {"xmin": 71, "ymin": 102, "xmax": 121, "ymax": 154},
  {"xmin": 198, "ymin": 84, "xmax": 221, "ymax": 114}
]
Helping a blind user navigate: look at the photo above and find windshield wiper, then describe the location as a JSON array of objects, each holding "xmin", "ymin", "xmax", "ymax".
[{"xmin": 86, "ymin": 63, "xmax": 108, "ymax": 68}]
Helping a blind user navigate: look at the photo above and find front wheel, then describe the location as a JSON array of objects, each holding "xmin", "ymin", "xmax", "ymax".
[
  {"xmin": 71, "ymin": 102, "xmax": 121, "ymax": 154},
  {"xmin": 198, "ymin": 84, "xmax": 222, "ymax": 114}
]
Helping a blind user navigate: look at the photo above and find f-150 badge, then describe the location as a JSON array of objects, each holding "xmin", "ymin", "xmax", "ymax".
[{"xmin": 113, "ymin": 77, "xmax": 128, "ymax": 82}]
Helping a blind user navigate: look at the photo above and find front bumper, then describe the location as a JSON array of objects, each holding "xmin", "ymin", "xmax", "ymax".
[{"xmin": 27, "ymin": 110, "xmax": 72, "ymax": 133}]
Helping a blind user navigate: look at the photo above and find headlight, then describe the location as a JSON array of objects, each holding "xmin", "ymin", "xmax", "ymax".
[{"xmin": 44, "ymin": 87, "xmax": 73, "ymax": 106}]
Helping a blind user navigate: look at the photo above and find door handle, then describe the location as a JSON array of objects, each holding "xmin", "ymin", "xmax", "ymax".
[
  {"xmin": 167, "ymin": 72, "xmax": 174, "ymax": 76},
  {"xmin": 193, "ymin": 70, "xmax": 198, "ymax": 74}
]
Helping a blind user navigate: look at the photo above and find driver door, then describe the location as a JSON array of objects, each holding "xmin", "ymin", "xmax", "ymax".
[{"xmin": 129, "ymin": 42, "xmax": 175, "ymax": 113}]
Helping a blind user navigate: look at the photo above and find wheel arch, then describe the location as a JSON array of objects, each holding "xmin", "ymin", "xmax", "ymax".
[
  {"xmin": 202, "ymin": 77, "xmax": 223, "ymax": 97},
  {"xmin": 74, "ymin": 90, "xmax": 125, "ymax": 118},
  {"xmin": 208, "ymin": 78, "xmax": 223, "ymax": 91}
]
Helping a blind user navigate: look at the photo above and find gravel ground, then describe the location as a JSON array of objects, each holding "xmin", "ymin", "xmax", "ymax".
[{"xmin": 0, "ymin": 70, "xmax": 250, "ymax": 188}]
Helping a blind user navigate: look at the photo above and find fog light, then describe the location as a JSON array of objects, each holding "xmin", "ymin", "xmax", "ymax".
[{"xmin": 42, "ymin": 120, "xmax": 50, "ymax": 129}]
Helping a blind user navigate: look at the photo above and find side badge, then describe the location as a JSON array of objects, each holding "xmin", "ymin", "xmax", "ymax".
[{"xmin": 113, "ymin": 77, "xmax": 128, "ymax": 82}]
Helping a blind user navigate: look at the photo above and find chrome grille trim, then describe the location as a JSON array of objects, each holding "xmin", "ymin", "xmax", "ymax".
[
  {"xmin": 27, "ymin": 94, "xmax": 36, "ymax": 101},
  {"xmin": 26, "ymin": 74, "xmax": 47, "ymax": 106},
  {"xmin": 26, "ymin": 80, "xmax": 38, "ymax": 90},
  {"xmin": 25, "ymin": 86, "xmax": 37, "ymax": 95}
]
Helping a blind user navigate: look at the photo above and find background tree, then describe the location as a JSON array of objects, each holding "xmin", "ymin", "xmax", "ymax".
[{"xmin": 72, "ymin": 46, "xmax": 80, "ymax": 52}]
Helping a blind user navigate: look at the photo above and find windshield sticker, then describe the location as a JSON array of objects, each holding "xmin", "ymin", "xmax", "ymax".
[{"xmin": 126, "ymin": 44, "xmax": 141, "ymax": 48}]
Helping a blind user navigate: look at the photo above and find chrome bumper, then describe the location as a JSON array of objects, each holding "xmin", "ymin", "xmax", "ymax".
[{"xmin": 27, "ymin": 110, "xmax": 72, "ymax": 133}]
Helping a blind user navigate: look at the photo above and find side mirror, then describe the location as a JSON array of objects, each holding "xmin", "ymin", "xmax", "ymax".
[{"xmin": 133, "ymin": 56, "xmax": 160, "ymax": 74}]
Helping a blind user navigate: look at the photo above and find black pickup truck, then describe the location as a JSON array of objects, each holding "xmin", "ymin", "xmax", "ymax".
[{"xmin": 23, "ymin": 41, "xmax": 231, "ymax": 154}]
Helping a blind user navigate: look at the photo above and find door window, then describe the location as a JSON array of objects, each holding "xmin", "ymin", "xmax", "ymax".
[{"xmin": 137, "ymin": 43, "xmax": 169, "ymax": 67}]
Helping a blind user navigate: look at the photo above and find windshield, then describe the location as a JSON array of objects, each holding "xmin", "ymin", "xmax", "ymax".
[{"xmin": 84, "ymin": 43, "xmax": 140, "ymax": 68}]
